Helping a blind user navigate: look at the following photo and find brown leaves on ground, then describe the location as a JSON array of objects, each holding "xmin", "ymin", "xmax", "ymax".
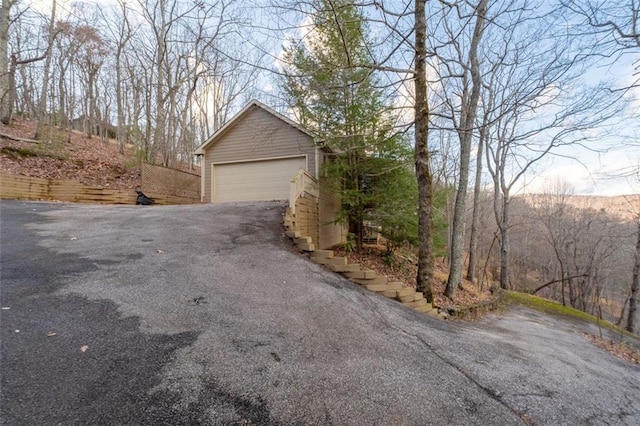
[
  {"xmin": 1, "ymin": 118, "xmax": 140, "ymax": 189},
  {"xmin": 334, "ymin": 244, "xmax": 493, "ymax": 309},
  {"xmin": 583, "ymin": 333, "xmax": 640, "ymax": 365}
]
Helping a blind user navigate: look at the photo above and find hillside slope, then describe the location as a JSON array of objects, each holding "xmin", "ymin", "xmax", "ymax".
[{"xmin": 1, "ymin": 119, "xmax": 140, "ymax": 189}]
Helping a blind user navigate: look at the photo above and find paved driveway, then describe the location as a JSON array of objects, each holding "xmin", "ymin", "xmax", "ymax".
[{"xmin": 1, "ymin": 200, "xmax": 639, "ymax": 425}]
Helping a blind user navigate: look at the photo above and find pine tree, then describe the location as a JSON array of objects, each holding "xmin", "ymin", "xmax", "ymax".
[{"xmin": 282, "ymin": 0, "xmax": 414, "ymax": 251}]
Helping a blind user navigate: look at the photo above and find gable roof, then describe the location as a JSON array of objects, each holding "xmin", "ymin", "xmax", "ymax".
[{"xmin": 193, "ymin": 100, "xmax": 316, "ymax": 155}]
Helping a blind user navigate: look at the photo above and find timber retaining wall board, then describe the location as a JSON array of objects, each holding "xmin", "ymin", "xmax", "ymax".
[
  {"xmin": 0, "ymin": 171, "xmax": 136, "ymax": 204},
  {"xmin": 294, "ymin": 194, "xmax": 320, "ymax": 246},
  {"xmin": 140, "ymin": 162, "xmax": 200, "ymax": 201},
  {"xmin": 291, "ymin": 188, "xmax": 345, "ymax": 250},
  {"xmin": 318, "ymin": 190, "xmax": 344, "ymax": 249},
  {"xmin": 0, "ymin": 171, "xmax": 197, "ymax": 205}
]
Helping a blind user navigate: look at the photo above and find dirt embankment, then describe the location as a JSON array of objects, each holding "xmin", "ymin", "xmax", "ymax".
[{"xmin": 1, "ymin": 119, "xmax": 140, "ymax": 189}]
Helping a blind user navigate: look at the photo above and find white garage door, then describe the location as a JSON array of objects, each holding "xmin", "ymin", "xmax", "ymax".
[{"xmin": 212, "ymin": 156, "xmax": 306, "ymax": 202}]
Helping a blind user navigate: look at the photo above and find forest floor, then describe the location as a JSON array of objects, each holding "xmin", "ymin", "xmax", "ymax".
[{"xmin": 0, "ymin": 118, "xmax": 141, "ymax": 189}]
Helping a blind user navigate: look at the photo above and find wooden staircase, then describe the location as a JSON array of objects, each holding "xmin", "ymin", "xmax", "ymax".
[{"xmin": 285, "ymin": 208, "xmax": 438, "ymax": 317}]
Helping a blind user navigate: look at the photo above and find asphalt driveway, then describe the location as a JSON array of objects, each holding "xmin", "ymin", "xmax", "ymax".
[{"xmin": 1, "ymin": 200, "xmax": 638, "ymax": 425}]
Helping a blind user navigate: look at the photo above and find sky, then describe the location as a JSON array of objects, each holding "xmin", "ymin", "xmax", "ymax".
[{"xmin": 519, "ymin": 57, "xmax": 639, "ymax": 197}]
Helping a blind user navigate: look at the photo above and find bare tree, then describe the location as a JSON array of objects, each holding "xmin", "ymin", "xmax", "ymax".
[
  {"xmin": 2, "ymin": 1, "xmax": 58, "ymax": 126},
  {"xmin": 466, "ymin": 117, "xmax": 489, "ymax": 282},
  {"xmin": 98, "ymin": 0, "xmax": 136, "ymax": 153},
  {"xmin": 478, "ymin": 6, "xmax": 623, "ymax": 289},
  {"xmin": 531, "ymin": 182, "xmax": 576, "ymax": 305},
  {"xmin": 562, "ymin": 0, "xmax": 640, "ymax": 51},
  {"xmin": 34, "ymin": 0, "xmax": 58, "ymax": 140},
  {"xmin": 430, "ymin": 0, "xmax": 489, "ymax": 298},
  {"xmin": 560, "ymin": 0, "xmax": 639, "ymax": 333},
  {"xmin": 0, "ymin": 0, "xmax": 13, "ymax": 124},
  {"xmin": 532, "ymin": 185, "xmax": 624, "ymax": 313},
  {"xmin": 629, "ymin": 220, "xmax": 640, "ymax": 333}
]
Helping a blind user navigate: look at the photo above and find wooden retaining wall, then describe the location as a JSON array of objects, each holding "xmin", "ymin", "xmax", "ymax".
[
  {"xmin": 318, "ymin": 190, "xmax": 344, "ymax": 249},
  {"xmin": 0, "ymin": 171, "xmax": 197, "ymax": 205},
  {"xmin": 444, "ymin": 292, "xmax": 504, "ymax": 320},
  {"xmin": 140, "ymin": 162, "xmax": 200, "ymax": 202},
  {"xmin": 294, "ymin": 194, "xmax": 320, "ymax": 245},
  {"xmin": 0, "ymin": 171, "xmax": 135, "ymax": 204},
  {"xmin": 292, "ymin": 189, "xmax": 345, "ymax": 250}
]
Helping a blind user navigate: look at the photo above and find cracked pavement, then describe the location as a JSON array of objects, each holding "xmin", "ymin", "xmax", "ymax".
[{"xmin": 1, "ymin": 200, "xmax": 639, "ymax": 425}]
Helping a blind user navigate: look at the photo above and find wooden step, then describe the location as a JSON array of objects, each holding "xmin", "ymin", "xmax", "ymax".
[
  {"xmin": 382, "ymin": 290, "xmax": 397, "ymax": 298},
  {"xmin": 396, "ymin": 287, "xmax": 416, "ymax": 298},
  {"xmin": 353, "ymin": 276, "xmax": 388, "ymax": 286},
  {"xmin": 312, "ymin": 250, "xmax": 334, "ymax": 259},
  {"xmin": 294, "ymin": 236, "xmax": 313, "ymax": 245},
  {"xmin": 311, "ymin": 256, "xmax": 347, "ymax": 266},
  {"xmin": 344, "ymin": 270, "xmax": 377, "ymax": 280},
  {"xmin": 297, "ymin": 242, "xmax": 315, "ymax": 252},
  {"xmin": 403, "ymin": 299, "xmax": 428, "ymax": 309},
  {"xmin": 414, "ymin": 303, "xmax": 434, "ymax": 313},
  {"xmin": 366, "ymin": 282, "xmax": 403, "ymax": 292},
  {"xmin": 399, "ymin": 292, "xmax": 424, "ymax": 303},
  {"xmin": 399, "ymin": 294, "xmax": 417, "ymax": 303},
  {"xmin": 328, "ymin": 263, "xmax": 361, "ymax": 272}
]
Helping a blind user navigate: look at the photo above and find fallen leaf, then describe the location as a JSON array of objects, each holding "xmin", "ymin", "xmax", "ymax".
[{"xmin": 80, "ymin": 345, "xmax": 89, "ymax": 352}]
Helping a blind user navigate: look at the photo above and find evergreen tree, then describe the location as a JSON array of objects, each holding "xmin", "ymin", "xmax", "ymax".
[{"xmin": 282, "ymin": 0, "xmax": 414, "ymax": 251}]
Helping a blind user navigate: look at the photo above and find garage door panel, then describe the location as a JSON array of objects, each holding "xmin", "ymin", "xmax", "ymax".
[{"xmin": 213, "ymin": 157, "xmax": 306, "ymax": 202}]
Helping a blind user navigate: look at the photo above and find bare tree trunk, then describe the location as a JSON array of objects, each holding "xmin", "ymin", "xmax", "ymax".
[
  {"xmin": 0, "ymin": 0, "xmax": 11, "ymax": 124},
  {"xmin": 466, "ymin": 128, "xmax": 486, "ymax": 282},
  {"xmin": 88, "ymin": 68, "xmax": 98, "ymax": 138},
  {"xmin": 533, "ymin": 274, "xmax": 589, "ymax": 294},
  {"xmin": 627, "ymin": 222, "xmax": 640, "ymax": 333},
  {"xmin": 35, "ymin": 0, "xmax": 57, "ymax": 140},
  {"xmin": 56, "ymin": 54, "xmax": 68, "ymax": 130},
  {"xmin": 445, "ymin": 0, "xmax": 487, "ymax": 298},
  {"xmin": 143, "ymin": 67, "xmax": 152, "ymax": 160},
  {"xmin": 3, "ymin": 55, "xmax": 16, "ymax": 125},
  {"xmin": 568, "ymin": 275, "xmax": 578, "ymax": 308},
  {"xmin": 152, "ymin": 0, "xmax": 168, "ymax": 164},
  {"xmin": 3, "ymin": 1, "xmax": 52, "ymax": 126},
  {"xmin": 414, "ymin": 0, "xmax": 434, "ymax": 303},
  {"xmin": 499, "ymin": 191, "xmax": 510, "ymax": 290},
  {"xmin": 114, "ymin": 0, "xmax": 132, "ymax": 154}
]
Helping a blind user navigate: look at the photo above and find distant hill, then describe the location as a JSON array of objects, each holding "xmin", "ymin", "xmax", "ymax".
[{"xmin": 521, "ymin": 193, "xmax": 639, "ymax": 221}]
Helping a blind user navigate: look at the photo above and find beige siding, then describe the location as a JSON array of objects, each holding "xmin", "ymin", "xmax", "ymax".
[{"xmin": 203, "ymin": 106, "xmax": 317, "ymax": 202}]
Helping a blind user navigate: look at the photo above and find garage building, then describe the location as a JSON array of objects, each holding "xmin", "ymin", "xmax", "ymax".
[{"xmin": 194, "ymin": 100, "xmax": 322, "ymax": 203}]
